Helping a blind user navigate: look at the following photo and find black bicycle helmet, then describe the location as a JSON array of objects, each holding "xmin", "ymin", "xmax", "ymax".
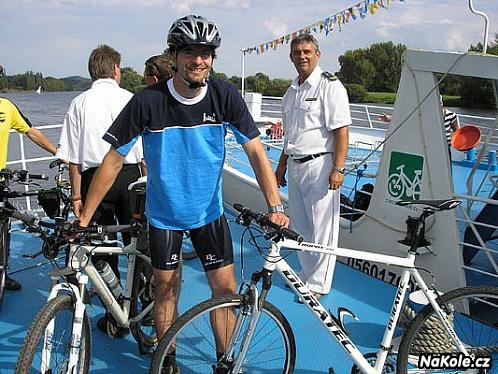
[{"xmin": 167, "ymin": 15, "xmax": 221, "ymax": 50}]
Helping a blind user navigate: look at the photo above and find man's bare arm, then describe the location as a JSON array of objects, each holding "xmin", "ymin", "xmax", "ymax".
[
  {"xmin": 69, "ymin": 163, "xmax": 83, "ymax": 217},
  {"xmin": 26, "ymin": 127, "xmax": 57, "ymax": 155},
  {"xmin": 329, "ymin": 126, "xmax": 349, "ymax": 190}
]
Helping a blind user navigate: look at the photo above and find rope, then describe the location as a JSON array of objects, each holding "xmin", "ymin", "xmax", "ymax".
[
  {"xmin": 402, "ymin": 303, "xmax": 498, "ymax": 356},
  {"xmin": 403, "ymin": 303, "xmax": 455, "ymax": 353}
]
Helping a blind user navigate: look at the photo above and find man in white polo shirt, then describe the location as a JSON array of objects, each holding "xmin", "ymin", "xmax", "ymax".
[
  {"xmin": 56, "ymin": 44, "xmax": 143, "ymax": 336},
  {"xmin": 275, "ymin": 34, "xmax": 351, "ymax": 299}
]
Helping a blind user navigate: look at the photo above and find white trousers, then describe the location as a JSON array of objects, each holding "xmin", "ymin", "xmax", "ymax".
[{"xmin": 288, "ymin": 153, "xmax": 340, "ymax": 295}]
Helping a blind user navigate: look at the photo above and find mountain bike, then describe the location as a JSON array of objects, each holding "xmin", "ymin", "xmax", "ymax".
[
  {"xmin": 150, "ymin": 199, "xmax": 498, "ymax": 373},
  {"xmin": 0, "ymin": 168, "xmax": 48, "ymax": 309},
  {"xmin": 13, "ymin": 182, "xmax": 157, "ymax": 373}
]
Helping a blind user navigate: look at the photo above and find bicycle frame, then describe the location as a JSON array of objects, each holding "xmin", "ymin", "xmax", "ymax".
[
  {"xmin": 42, "ymin": 236, "xmax": 153, "ymax": 373},
  {"xmin": 237, "ymin": 238, "xmax": 469, "ymax": 374}
]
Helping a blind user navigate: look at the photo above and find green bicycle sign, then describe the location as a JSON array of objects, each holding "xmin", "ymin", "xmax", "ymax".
[{"xmin": 387, "ymin": 151, "xmax": 424, "ymax": 200}]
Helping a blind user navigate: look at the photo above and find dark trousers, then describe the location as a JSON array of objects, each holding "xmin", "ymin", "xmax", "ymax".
[{"xmin": 81, "ymin": 164, "xmax": 142, "ymax": 279}]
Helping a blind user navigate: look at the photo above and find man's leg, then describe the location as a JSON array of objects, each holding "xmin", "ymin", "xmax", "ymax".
[
  {"xmin": 205, "ymin": 264, "xmax": 237, "ymax": 359},
  {"xmin": 191, "ymin": 215, "xmax": 236, "ymax": 359},
  {"xmin": 292, "ymin": 154, "xmax": 338, "ymax": 295},
  {"xmin": 153, "ymin": 267, "xmax": 182, "ymax": 339}
]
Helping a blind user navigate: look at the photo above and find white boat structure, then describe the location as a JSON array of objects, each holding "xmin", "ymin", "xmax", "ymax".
[
  {"xmin": 223, "ymin": 49, "xmax": 498, "ymax": 293},
  {"xmin": 35, "ymin": 86, "xmax": 42, "ymax": 95}
]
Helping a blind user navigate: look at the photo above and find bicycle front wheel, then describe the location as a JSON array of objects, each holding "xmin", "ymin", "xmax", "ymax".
[
  {"xmin": 15, "ymin": 294, "xmax": 91, "ymax": 374},
  {"xmin": 150, "ymin": 294, "xmax": 296, "ymax": 374},
  {"xmin": 397, "ymin": 286, "xmax": 498, "ymax": 373}
]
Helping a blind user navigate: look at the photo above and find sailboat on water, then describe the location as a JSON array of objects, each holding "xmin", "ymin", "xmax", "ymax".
[{"xmin": 36, "ymin": 86, "xmax": 42, "ymax": 94}]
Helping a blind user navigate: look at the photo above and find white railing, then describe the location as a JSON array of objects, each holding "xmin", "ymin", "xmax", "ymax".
[
  {"xmin": 7, "ymin": 105, "xmax": 498, "ymax": 286},
  {"xmin": 6, "ymin": 124, "xmax": 62, "ymax": 213}
]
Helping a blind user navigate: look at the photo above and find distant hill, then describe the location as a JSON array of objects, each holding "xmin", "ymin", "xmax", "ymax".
[{"xmin": 62, "ymin": 76, "xmax": 91, "ymax": 91}]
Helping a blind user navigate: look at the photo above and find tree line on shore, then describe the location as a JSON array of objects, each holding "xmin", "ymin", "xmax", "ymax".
[{"xmin": 2, "ymin": 36, "xmax": 496, "ymax": 109}]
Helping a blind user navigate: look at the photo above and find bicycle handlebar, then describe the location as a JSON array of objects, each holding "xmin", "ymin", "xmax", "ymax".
[
  {"xmin": 233, "ymin": 203, "xmax": 304, "ymax": 243},
  {"xmin": 0, "ymin": 169, "xmax": 48, "ymax": 182},
  {"xmin": 5, "ymin": 204, "xmax": 133, "ymax": 241},
  {"xmin": 7, "ymin": 208, "xmax": 56, "ymax": 230},
  {"xmin": 11, "ymin": 209, "xmax": 40, "ymax": 226},
  {"xmin": 54, "ymin": 222, "xmax": 134, "ymax": 242}
]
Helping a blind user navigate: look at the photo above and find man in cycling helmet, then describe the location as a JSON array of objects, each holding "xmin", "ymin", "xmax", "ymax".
[{"xmin": 78, "ymin": 15, "xmax": 288, "ymax": 373}]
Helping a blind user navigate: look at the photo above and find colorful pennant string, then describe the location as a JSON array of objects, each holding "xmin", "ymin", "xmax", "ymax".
[{"xmin": 241, "ymin": 0, "xmax": 405, "ymax": 55}]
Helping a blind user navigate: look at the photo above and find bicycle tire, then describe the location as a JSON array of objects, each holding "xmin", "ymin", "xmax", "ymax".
[
  {"xmin": 397, "ymin": 286, "xmax": 498, "ymax": 373},
  {"xmin": 181, "ymin": 231, "xmax": 197, "ymax": 260},
  {"xmin": 150, "ymin": 293, "xmax": 296, "ymax": 374},
  {"xmin": 0, "ymin": 220, "xmax": 8, "ymax": 309},
  {"xmin": 15, "ymin": 294, "xmax": 91, "ymax": 374},
  {"xmin": 130, "ymin": 255, "xmax": 158, "ymax": 349}
]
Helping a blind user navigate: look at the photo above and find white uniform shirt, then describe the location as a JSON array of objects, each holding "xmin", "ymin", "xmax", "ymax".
[
  {"xmin": 56, "ymin": 78, "xmax": 143, "ymax": 171},
  {"xmin": 282, "ymin": 65, "xmax": 351, "ymax": 158}
]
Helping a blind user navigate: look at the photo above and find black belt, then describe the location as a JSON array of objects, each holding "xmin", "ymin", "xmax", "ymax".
[
  {"xmin": 293, "ymin": 152, "xmax": 329, "ymax": 164},
  {"xmin": 82, "ymin": 163, "xmax": 139, "ymax": 176}
]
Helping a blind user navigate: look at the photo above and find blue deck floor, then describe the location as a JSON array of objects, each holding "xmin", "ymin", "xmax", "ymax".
[{"xmin": 0, "ymin": 209, "xmax": 404, "ymax": 374}]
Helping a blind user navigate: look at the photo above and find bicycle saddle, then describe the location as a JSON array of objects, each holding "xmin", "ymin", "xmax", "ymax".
[
  {"xmin": 128, "ymin": 176, "xmax": 147, "ymax": 191},
  {"xmin": 396, "ymin": 199, "xmax": 461, "ymax": 211}
]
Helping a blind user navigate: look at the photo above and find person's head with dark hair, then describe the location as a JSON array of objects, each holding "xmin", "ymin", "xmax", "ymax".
[
  {"xmin": 289, "ymin": 33, "xmax": 321, "ymax": 85},
  {"xmin": 290, "ymin": 33, "xmax": 320, "ymax": 54},
  {"xmin": 144, "ymin": 54, "xmax": 173, "ymax": 85},
  {"xmin": 88, "ymin": 44, "xmax": 121, "ymax": 82}
]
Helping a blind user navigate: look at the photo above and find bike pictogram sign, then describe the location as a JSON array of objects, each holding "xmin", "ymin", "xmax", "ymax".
[{"xmin": 387, "ymin": 151, "xmax": 424, "ymax": 200}]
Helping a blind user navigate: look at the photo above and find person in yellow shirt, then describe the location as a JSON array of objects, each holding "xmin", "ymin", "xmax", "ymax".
[
  {"xmin": 0, "ymin": 97, "xmax": 56, "ymax": 169},
  {"xmin": 0, "ymin": 90, "xmax": 56, "ymax": 290}
]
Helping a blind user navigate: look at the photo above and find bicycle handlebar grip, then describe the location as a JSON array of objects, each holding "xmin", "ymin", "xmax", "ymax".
[
  {"xmin": 233, "ymin": 203, "xmax": 245, "ymax": 213},
  {"xmin": 258, "ymin": 215, "xmax": 304, "ymax": 243},
  {"xmin": 11, "ymin": 210, "xmax": 38, "ymax": 226},
  {"xmin": 29, "ymin": 173, "xmax": 49, "ymax": 181},
  {"xmin": 279, "ymin": 227, "xmax": 304, "ymax": 243},
  {"xmin": 104, "ymin": 225, "xmax": 132, "ymax": 234},
  {"xmin": 233, "ymin": 203, "xmax": 304, "ymax": 242}
]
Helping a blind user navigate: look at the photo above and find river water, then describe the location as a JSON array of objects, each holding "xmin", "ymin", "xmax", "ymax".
[{"xmin": 2, "ymin": 90, "xmax": 496, "ymax": 178}]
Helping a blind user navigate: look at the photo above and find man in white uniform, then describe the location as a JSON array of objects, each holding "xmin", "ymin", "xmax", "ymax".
[
  {"xmin": 56, "ymin": 44, "xmax": 143, "ymax": 336},
  {"xmin": 276, "ymin": 34, "xmax": 350, "ymax": 299}
]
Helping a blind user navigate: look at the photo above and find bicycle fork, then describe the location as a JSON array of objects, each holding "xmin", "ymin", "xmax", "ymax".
[
  {"xmin": 224, "ymin": 271, "xmax": 271, "ymax": 373},
  {"xmin": 41, "ymin": 272, "xmax": 88, "ymax": 374}
]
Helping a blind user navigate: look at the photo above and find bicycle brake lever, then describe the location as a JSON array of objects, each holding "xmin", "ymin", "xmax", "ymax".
[{"xmin": 236, "ymin": 214, "xmax": 252, "ymax": 227}]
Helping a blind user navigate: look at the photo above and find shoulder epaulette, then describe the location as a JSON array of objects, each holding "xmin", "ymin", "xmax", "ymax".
[{"xmin": 321, "ymin": 71, "xmax": 337, "ymax": 81}]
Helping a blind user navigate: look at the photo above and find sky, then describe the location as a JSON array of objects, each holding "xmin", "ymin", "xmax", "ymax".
[{"xmin": 1, "ymin": 0, "xmax": 497, "ymax": 80}]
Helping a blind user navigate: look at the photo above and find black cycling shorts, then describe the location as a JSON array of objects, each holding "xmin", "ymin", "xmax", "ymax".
[{"xmin": 149, "ymin": 214, "xmax": 234, "ymax": 272}]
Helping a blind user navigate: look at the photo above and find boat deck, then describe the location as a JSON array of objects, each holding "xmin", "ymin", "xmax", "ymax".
[{"xmin": 0, "ymin": 209, "xmax": 400, "ymax": 374}]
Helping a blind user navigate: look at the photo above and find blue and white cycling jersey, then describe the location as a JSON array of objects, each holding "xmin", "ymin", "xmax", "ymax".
[{"xmin": 103, "ymin": 78, "xmax": 259, "ymax": 230}]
